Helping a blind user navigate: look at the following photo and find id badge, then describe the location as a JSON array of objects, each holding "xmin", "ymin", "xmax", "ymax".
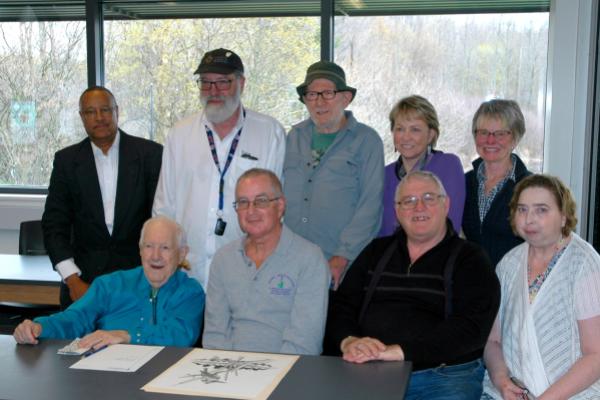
[{"xmin": 214, "ymin": 218, "xmax": 226, "ymax": 236}]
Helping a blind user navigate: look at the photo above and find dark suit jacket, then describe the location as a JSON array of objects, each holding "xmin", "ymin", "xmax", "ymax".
[
  {"xmin": 462, "ymin": 154, "xmax": 531, "ymax": 267},
  {"xmin": 42, "ymin": 130, "xmax": 162, "ymax": 306}
]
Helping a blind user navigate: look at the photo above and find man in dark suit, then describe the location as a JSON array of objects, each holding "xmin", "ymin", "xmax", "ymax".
[{"xmin": 42, "ymin": 86, "xmax": 163, "ymax": 308}]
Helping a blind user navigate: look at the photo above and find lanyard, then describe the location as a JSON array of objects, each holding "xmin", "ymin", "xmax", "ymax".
[{"xmin": 205, "ymin": 109, "xmax": 246, "ymax": 214}]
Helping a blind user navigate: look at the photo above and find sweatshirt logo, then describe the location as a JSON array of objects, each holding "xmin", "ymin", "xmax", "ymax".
[{"xmin": 268, "ymin": 274, "xmax": 295, "ymax": 296}]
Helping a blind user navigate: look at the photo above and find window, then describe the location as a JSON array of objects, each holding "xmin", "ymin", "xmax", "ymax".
[
  {"xmin": 335, "ymin": 13, "xmax": 549, "ymax": 171},
  {"xmin": 0, "ymin": 1, "xmax": 552, "ymax": 191},
  {"xmin": 104, "ymin": 17, "xmax": 319, "ymax": 141},
  {"xmin": 0, "ymin": 21, "xmax": 87, "ymax": 189}
]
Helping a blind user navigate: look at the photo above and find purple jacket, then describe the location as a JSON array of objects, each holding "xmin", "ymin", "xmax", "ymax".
[{"xmin": 379, "ymin": 151, "xmax": 466, "ymax": 237}]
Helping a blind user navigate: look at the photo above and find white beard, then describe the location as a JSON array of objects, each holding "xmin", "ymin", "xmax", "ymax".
[{"xmin": 201, "ymin": 84, "xmax": 241, "ymax": 124}]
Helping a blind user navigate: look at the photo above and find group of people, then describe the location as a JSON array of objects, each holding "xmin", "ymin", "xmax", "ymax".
[{"xmin": 12, "ymin": 47, "xmax": 600, "ymax": 399}]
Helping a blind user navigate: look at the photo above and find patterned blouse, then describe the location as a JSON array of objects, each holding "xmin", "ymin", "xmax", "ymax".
[{"xmin": 476, "ymin": 154, "xmax": 517, "ymax": 223}]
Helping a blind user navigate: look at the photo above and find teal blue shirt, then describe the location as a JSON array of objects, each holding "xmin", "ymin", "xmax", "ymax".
[{"xmin": 35, "ymin": 267, "xmax": 205, "ymax": 346}]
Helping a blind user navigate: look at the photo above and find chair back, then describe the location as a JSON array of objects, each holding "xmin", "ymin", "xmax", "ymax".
[{"xmin": 18, "ymin": 220, "xmax": 46, "ymax": 255}]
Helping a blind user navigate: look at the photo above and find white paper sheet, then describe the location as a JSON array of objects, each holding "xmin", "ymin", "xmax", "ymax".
[
  {"xmin": 57, "ymin": 338, "xmax": 90, "ymax": 355},
  {"xmin": 70, "ymin": 344, "xmax": 163, "ymax": 372},
  {"xmin": 142, "ymin": 348, "xmax": 298, "ymax": 399}
]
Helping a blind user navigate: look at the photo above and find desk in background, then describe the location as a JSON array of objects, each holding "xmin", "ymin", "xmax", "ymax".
[
  {"xmin": 0, "ymin": 335, "xmax": 411, "ymax": 399},
  {"xmin": 0, "ymin": 254, "xmax": 60, "ymax": 306}
]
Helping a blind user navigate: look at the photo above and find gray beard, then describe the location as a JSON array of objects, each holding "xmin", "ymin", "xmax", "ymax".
[{"xmin": 201, "ymin": 90, "xmax": 241, "ymax": 124}]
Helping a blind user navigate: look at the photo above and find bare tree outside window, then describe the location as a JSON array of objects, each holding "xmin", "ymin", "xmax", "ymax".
[
  {"xmin": 0, "ymin": 21, "xmax": 87, "ymax": 187},
  {"xmin": 104, "ymin": 17, "xmax": 320, "ymax": 143},
  {"xmin": 336, "ymin": 13, "xmax": 548, "ymax": 172},
  {"xmin": 0, "ymin": 12, "xmax": 548, "ymax": 189}
]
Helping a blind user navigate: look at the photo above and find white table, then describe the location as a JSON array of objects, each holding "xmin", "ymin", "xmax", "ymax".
[{"xmin": 0, "ymin": 254, "xmax": 60, "ymax": 305}]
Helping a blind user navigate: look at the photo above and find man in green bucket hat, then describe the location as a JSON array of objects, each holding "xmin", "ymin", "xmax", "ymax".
[{"xmin": 283, "ymin": 61, "xmax": 384, "ymax": 290}]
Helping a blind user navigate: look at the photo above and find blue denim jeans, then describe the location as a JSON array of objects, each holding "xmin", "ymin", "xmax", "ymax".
[{"xmin": 404, "ymin": 358, "xmax": 485, "ymax": 400}]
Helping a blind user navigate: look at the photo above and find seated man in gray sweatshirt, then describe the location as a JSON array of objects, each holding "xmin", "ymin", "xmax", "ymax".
[{"xmin": 203, "ymin": 168, "xmax": 330, "ymax": 355}]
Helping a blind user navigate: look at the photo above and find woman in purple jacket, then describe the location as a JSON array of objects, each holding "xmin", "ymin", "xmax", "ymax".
[{"xmin": 379, "ymin": 95, "xmax": 465, "ymax": 237}]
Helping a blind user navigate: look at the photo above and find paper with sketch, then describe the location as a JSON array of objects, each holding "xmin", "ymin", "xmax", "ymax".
[
  {"xmin": 142, "ymin": 348, "xmax": 299, "ymax": 399},
  {"xmin": 70, "ymin": 344, "xmax": 163, "ymax": 372}
]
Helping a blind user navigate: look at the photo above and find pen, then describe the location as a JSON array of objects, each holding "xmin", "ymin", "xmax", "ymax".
[{"xmin": 82, "ymin": 345, "xmax": 108, "ymax": 358}]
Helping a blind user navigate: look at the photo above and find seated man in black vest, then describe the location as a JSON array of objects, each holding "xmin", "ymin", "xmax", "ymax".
[{"xmin": 326, "ymin": 171, "xmax": 500, "ymax": 400}]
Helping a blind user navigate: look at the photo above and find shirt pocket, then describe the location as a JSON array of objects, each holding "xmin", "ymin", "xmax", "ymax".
[
  {"xmin": 283, "ymin": 151, "xmax": 307, "ymax": 199},
  {"xmin": 234, "ymin": 156, "xmax": 259, "ymax": 176},
  {"xmin": 283, "ymin": 151, "xmax": 306, "ymax": 173},
  {"xmin": 323, "ymin": 154, "xmax": 360, "ymax": 203}
]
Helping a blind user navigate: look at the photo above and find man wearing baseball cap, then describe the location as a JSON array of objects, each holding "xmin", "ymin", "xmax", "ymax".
[
  {"xmin": 283, "ymin": 61, "xmax": 384, "ymax": 289},
  {"xmin": 153, "ymin": 48, "xmax": 285, "ymax": 289}
]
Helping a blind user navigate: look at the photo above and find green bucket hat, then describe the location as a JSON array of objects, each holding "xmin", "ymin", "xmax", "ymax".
[{"xmin": 296, "ymin": 61, "xmax": 356, "ymax": 103}]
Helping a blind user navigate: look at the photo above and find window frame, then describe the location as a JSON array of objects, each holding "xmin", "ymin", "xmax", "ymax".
[{"xmin": 2, "ymin": 0, "xmax": 596, "ymax": 244}]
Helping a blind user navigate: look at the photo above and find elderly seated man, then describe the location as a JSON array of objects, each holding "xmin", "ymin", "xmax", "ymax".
[
  {"xmin": 13, "ymin": 216, "xmax": 205, "ymax": 349},
  {"xmin": 326, "ymin": 171, "xmax": 500, "ymax": 400},
  {"xmin": 202, "ymin": 168, "xmax": 330, "ymax": 355}
]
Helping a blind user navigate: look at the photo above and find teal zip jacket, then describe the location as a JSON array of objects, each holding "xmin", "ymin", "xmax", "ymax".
[{"xmin": 35, "ymin": 267, "xmax": 204, "ymax": 346}]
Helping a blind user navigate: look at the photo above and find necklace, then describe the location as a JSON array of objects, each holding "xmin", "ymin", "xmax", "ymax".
[
  {"xmin": 555, "ymin": 235, "xmax": 565, "ymax": 250},
  {"xmin": 527, "ymin": 235, "xmax": 567, "ymax": 302}
]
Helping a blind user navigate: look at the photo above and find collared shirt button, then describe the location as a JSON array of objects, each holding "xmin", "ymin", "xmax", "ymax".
[
  {"xmin": 137, "ymin": 333, "xmax": 141, "ymax": 337},
  {"xmin": 140, "ymin": 317, "xmax": 144, "ymax": 321},
  {"xmin": 301, "ymin": 217, "xmax": 308, "ymax": 223},
  {"xmin": 304, "ymin": 198, "xmax": 308, "ymax": 201},
  {"xmin": 308, "ymin": 179, "xmax": 312, "ymax": 183}
]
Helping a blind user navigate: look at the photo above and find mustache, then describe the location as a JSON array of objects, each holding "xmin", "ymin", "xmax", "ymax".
[
  {"xmin": 203, "ymin": 95, "xmax": 226, "ymax": 101},
  {"xmin": 201, "ymin": 94, "xmax": 230, "ymax": 107}
]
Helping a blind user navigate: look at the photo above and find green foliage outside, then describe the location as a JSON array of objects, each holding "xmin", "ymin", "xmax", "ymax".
[{"xmin": 104, "ymin": 17, "xmax": 320, "ymax": 144}]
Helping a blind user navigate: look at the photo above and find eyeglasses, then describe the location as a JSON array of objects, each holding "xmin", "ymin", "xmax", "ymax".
[
  {"xmin": 396, "ymin": 193, "xmax": 445, "ymax": 210},
  {"xmin": 80, "ymin": 107, "xmax": 114, "ymax": 119},
  {"xmin": 303, "ymin": 90, "xmax": 339, "ymax": 102},
  {"xmin": 474, "ymin": 129, "xmax": 512, "ymax": 140},
  {"xmin": 233, "ymin": 196, "xmax": 280, "ymax": 211},
  {"xmin": 197, "ymin": 78, "xmax": 233, "ymax": 91}
]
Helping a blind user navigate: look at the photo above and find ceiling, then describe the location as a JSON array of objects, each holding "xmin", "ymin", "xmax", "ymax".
[{"xmin": 0, "ymin": 0, "xmax": 550, "ymax": 22}]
